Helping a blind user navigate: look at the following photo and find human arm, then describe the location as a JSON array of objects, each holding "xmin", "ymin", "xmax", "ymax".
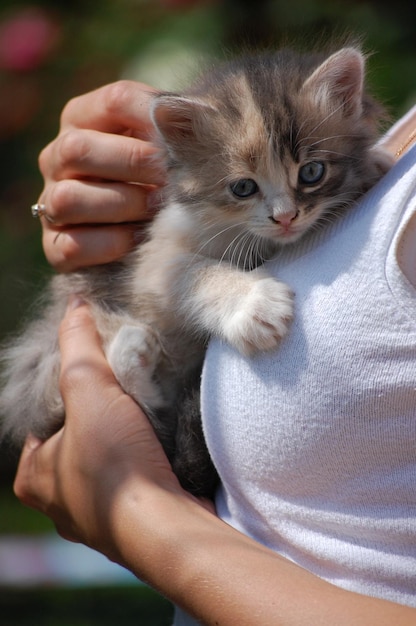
[
  {"xmin": 36, "ymin": 80, "xmax": 165, "ymax": 271},
  {"xmin": 14, "ymin": 300, "xmax": 416, "ymax": 626}
]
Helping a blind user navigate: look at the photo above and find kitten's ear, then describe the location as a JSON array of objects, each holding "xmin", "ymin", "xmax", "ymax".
[
  {"xmin": 151, "ymin": 94, "xmax": 216, "ymax": 150},
  {"xmin": 302, "ymin": 47, "xmax": 365, "ymax": 117}
]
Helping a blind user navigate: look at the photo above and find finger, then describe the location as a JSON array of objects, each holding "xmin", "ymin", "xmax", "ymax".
[
  {"xmin": 13, "ymin": 434, "xmax": 57, "ymax": 511},
  {"xmin": 58, "ymin": 300, "xmax": 150, "ymax": 441},
  {"xmin": 61, "ymin": 81, "xmax": 158, "ymax": 139},
  {"xmin": 58, "ymin": 300, "xmax": 117, "ymax": 409},
  {"xmin": 42, "ymin": 129, "xmax": 165, "ymax": 186},
  {"xmin": 14, "ymin": 432, "xmax": 82, "ymax": 542},
  {"xmin": 45, "ymin": 179, "xmax": 160, "ymax": 225},
  {"xmin": 42, "ymin": 223, "xmax": 144, "ymax": 271}
]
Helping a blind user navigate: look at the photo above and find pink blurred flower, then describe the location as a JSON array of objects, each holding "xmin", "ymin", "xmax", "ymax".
[{"xmin": 0, "ymin": 8, "xmax": 61, "ymax": 72}]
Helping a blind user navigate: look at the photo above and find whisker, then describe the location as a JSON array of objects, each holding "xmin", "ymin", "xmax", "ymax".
[
  {"xmin": 300, "ymin": 133, "xmax": 362, "ymax": 148},
  {"xmin": 294, "ymin": 117, "xmax": 309, "ymax": 150},
  {"xmin": 223, "ymin": 230, "xmax": 256, "ymax": 268},
  {"xmin": 247, "ymin": 235, "xmax": 267, "ymax": 270},
  {"xmin": 305, "ymin": 97, "xmax": 352, "ymax": 135},
  {"xmin": 307, "ymin": 148, "xmax": 362, "ymax": 161},
  {"xmin": 234, "ymin": 231, "xmax": 258, "ymax": 269},
  {"xmin": 295, "ymin": 92, "xmax": 361, "ymax": 152},
  {"xmin": 319, "ymin": 134, "xmax": 360, "ymax": 143},
  {"xmin": 192, "ymin": 221, "xmax": 247, "ymax": 259}
]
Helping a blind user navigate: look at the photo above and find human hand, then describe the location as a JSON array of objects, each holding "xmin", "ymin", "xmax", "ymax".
[
  {"xmin": 13, "ymin": 297, "xmax": 191, "ymax": 556},
  {"xmin": 36, "ymin": 81, "xmax": 166, "ymax": 272}
]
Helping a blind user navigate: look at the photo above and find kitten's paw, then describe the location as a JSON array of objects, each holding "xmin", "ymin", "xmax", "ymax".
[
  {"xmin": 107, "ymin": 324, "xmax": 160, "ymax": 374},
  {"xmin": 106, "ymin": 324, "xmax": 164, "ymax": 408},
  {"xmin": 223, "ymin": 278, "xmax": 294, "ymax": 355}
]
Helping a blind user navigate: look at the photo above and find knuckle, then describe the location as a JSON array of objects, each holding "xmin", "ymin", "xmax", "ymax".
[
  {"xmin": 57, "ymin": 130, "xmax": 91, "ymax": 173},
  {"xmin": 13, "ymin": 478, "xmax": 31, "ymax": 505},
  {"xmin": 102, "ymin": 80, "xmax": 136, "ymax": 117},
  {"xmin": 60, "ymin": 93, "xmax": 83, "ymax": 126},
  {"xmin": 56, "ymin": 234, "xmax": 82, "ymax": 270},
  {"xmin": 38, "ymin": 143, "xmax": 52, "ymax": 178},
  {"xmin": 58, "ymin": 313, "xmax": 98, "ymax": 395},
  {"xmin": 59, "ymin": 357, "xmax": 89, "ymax": 393},
  {"xmin": 43, "ymin": 230, "xmax": 81, "ymax": 272},
  {"xmin": 48, "ymin": 181, "xmax": 76, "ymax": 221},
  {"xmin": 127, "ymin": 140, "xmax": 146, "ymax": 176}
]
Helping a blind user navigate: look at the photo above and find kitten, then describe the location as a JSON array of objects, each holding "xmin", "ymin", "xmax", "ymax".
[{"xmin": 0, "ymin": 46, "xmax": 392, "ymax": 498}]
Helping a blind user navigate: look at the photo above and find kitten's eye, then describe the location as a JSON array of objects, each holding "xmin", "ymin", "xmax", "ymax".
[
  {"xmin": 298, "ymin": 161, "xmax": 325, "ymax": 185},
  {"xmin": 230, "ymin": 178, "xmax": 259, "ymax": 198}
]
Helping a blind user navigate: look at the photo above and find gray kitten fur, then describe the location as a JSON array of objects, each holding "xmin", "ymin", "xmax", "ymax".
[{"xmin": 0, "ymin": 47, "xmax": 392, "ymax": 497}]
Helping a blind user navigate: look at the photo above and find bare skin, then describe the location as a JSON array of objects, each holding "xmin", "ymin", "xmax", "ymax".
[
  {"xmin": 14, "ymin": 81, "xmax": 416, "ymax": 623},
  {"xmin": 37, "ymin": 80, "xmax": 165, "ymax": 271}
]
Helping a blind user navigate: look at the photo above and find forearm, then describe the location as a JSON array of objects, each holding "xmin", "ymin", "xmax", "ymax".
[
  {"xmin": 14, "ymin": 303, "xmax": 415, "ymax": 626},
  {"xmin": 110, "ymin": 485, "xmax": 416, "ymax": 626}
]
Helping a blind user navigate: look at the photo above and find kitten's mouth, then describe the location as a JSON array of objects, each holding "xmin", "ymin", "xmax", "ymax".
[
  {"xmin": 279, "ymin": 231, "xmax": 302, "ymax": 243},
  {"xmin": 271, "ymin": 224, "xmax": 304, "ymax": 243}
]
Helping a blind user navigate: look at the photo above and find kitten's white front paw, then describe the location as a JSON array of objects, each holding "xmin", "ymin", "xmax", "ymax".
[
  {"xmin": 223, "ymin": 278, "xmax": 294, "ymax": 356},
  {"xmin": 106, "ymin": 324, "xmax": 164, "ymax": 408}
]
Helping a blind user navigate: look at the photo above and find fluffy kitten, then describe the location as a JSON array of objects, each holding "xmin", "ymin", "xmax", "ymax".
[{"xmin": 0, "ymin": 46, "xmax": 392, "ymax": 497}]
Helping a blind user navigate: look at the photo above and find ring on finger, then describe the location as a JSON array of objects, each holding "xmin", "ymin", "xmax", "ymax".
[{"xmin": 31, "ymin": 203, "xmax": 55, "ymax": 223}]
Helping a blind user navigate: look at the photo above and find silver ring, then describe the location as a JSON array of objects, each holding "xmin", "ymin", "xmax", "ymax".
[
  {"xmin": 31, "ymin": 203, "xmax": 54, "ymax": 223},
  {"xmin": 31, "ymin": 203, "xmax": 46, "ymax": 218}
]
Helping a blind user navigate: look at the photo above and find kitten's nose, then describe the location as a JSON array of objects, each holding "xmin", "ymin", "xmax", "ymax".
[{"xmin": 269, "ymin": 208, "xmax": 299, "ymax": 227}]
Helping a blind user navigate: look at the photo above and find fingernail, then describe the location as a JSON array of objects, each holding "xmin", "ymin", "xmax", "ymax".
[
  {"xmin": 146, "ymin": 188, "xmax": 163, "ymax": 214},
  {"xmin": 66, "ymin": 294, "xmax": 85, "ymax": 311}
]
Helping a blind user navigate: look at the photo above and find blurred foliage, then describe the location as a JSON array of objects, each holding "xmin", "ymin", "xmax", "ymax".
[
  {"xmin": 0, "ymin": 586, "xmax": 174, "ymax": 625},
  {"xmin": 0, "ymin": 0, "xmax": 415, "ymax": 549}
]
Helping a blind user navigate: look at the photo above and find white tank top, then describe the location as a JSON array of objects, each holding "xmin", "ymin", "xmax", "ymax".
[
  {"xmin": 174, "ymin": 118, "xmax": 416, "ymax": 625},
  {"xmin": 201, "ymin": 144, "xmax": 416, "ymax": 608}
]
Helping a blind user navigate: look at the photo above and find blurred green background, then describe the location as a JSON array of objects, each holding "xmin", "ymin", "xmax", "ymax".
[{"xmin": 0, "ymin": 0, "xmax": 415, "ymax": 623}]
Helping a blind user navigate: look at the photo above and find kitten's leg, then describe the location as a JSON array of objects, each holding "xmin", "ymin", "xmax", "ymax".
[
  {"xmin": 206, "ymin": 273, "xmax": 294, "ymax": 356},
  {"xmin": 219, "ymin": 275, "xmax": 294, "ymax": 355},
  {"xmin": 172, "ymin": 376, "xmax": 219, "ymax": 498},
  {"xmin": 106, "ymin": 323, "xmax": 166, "ymax": 411},
  {"xmin": 170, "ymin": 259, "xmax": 294, "ymax": 356}
]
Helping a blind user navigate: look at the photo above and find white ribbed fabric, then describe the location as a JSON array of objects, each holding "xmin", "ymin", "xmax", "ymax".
[{"xmin": 174, "ymin": 125, "xmax": 416, "ymax": 625}]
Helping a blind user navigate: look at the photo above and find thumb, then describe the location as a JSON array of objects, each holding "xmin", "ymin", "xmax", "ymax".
[{"xmin": 58, "ymin": 295, "xmax": 117, "ymax": 419}]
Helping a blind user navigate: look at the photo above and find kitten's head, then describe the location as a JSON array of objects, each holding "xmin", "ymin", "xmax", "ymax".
[{"xmin": 151, "ymin": 47, "xmax": 392, "ymax": 247}]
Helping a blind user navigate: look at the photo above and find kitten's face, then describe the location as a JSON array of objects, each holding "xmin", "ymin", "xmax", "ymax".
[
  {"xmin": 152, "ymin": 47, "xmax": 389, "ymax": 248},
  {"xmin": 155, "ymin": 100, "xmax": 371, "ymax": 248},
  {"xmin": 197, "ymin": 116, "xmax": 356, "ymax": 246}
]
